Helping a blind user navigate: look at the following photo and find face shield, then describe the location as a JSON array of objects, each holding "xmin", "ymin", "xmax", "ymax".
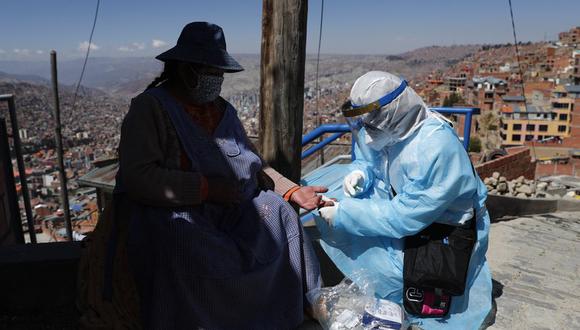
[{"xmin": 342, "ymin": 71, "xmax": 430, "ymax": 152}]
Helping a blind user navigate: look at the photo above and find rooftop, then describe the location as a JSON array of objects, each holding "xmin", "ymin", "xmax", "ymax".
[
  {"xmin": 564, "ymin": 85, "xmax": 580, "ymax": 93},
  {"xmin": 473, "ymin": 76, "xmax": 507, "ymax": 85},
  {"xmin": 77, "ymin": 162, "xmax": 118, "ymax": 193},
  {"xmin": 502, "ymin": 95, "xmax": 526, "ymax": 102},
  {"xmin": 553, "ymin": 85, "xmax": 568, "ymax": 93},
  {"xmin": 513, "ymin": 105, "xmax": 551, "ymax": 113},
  {"xmin": 502, "ymin": 104, "xmax": 551, "ymax": 113},
  {"xmin": 487, "ymin": 211, "xmax": 580, "ymax": 329}
]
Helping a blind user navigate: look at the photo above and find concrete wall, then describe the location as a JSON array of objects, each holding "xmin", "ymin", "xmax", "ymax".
[
  {"xmin": 486, "ymin": 195, "xmax": 557, "ymax": 220},
  {"xmin": 486, "ymin": 194, "xmax": 580, "ymax": 220},
  {"xmin": 476, "ymin": 147, "xmax": 536, "ymax": 180},
  {"xmin": 0, "ymin": 242, "xmax": 81, "ymax": 327},
  {"xmin": 536, "ymin": 162, "xmax": 579, "ymax": 177}
]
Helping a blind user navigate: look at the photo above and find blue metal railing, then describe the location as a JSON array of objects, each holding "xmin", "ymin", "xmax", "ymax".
[
  {"xmin": 430, "ymin": 107, "xmax": 480, "ymax": 150},
  {"xmin": 301, "ymin": 124, "xmax": 351, "ymax": 159},
  {"xmin": 301, "ymin": 107, "xmax": 479, "ymax": 159}
]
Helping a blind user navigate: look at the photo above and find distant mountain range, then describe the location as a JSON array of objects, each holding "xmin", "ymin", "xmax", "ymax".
[
  {"xmin": 0, "ymin": 71, "xmax": 49, "ymax": 85},
  {"xmin": 0, "ymin": 45, "xmax": 483, "ymax": 100}
]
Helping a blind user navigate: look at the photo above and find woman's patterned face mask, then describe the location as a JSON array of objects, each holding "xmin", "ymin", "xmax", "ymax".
[{"xmin": 183, "ymin": 65, "xmax": 224, "ymax": 104}]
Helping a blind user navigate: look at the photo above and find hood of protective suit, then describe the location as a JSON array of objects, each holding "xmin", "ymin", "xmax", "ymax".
[{"xmin": 347, "ymin": 71, "xmax": 432, "ymax": 150}]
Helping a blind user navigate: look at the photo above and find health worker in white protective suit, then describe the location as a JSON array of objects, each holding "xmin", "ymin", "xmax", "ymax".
[{"xmin": 315, "ymin": 71, "xmax": 493, "ymax": 329}]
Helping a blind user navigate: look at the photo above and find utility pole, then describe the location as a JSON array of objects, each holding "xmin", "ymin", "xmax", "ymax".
[
  {"xmin": 50, "ymin": 51, "xmax": 73, "ymax": 241},
  {"xmin": 259, "ymin": 0, "xmax": 308, "ymax": 182}
]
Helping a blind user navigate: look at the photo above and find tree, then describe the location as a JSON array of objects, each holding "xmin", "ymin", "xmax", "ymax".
[
  {"xmin": 442, "ymin": 96, "xmax": 450, "ymax": 107},
  {"xmin": 469, "ymin": 136, "xmax": 482, "ymax": 153},
  {"xmin": 477, "ymin": 111, "xmax": 502, "ymax": 151},
  {"xmin": 442, "ymin": 93, "xmax": 463, "ymax": 107}
]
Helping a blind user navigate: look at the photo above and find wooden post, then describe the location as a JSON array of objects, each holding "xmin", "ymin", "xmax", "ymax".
[
  {"xmin": 259, "ymin": 0, "xmax": 308, "ymax": 182},
  {"xmin": 50, "ymin": 51, "xmax": 73, "ymax": 241}
]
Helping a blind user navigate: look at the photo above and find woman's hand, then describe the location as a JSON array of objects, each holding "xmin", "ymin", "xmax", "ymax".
[{"xmin": 289, "ymin": 186, "xmax": 329, "ymax": 211}]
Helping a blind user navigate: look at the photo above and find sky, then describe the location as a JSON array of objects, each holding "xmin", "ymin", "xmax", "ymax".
[{"xmin": 1, "ymin": 0, "xmax": 579, "ymax": 61}]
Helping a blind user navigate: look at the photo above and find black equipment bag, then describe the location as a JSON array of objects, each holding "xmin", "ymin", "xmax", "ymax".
[
  {"xmin": 403, "ymin": 217, "xmax": 476, "ymax": 296},
  {"xmin": 402, "ymin": 216, "xmax": 476, "ymax": 317},
  {"xmin": 390, "ymin": 182, "xmax": 478, "ymax": 317}
]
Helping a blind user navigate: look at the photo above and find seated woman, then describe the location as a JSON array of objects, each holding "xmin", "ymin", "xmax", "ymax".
[
  {"xmin": 79, "ymin": 22, "xmax": 325, "ymax": 329},
  {"xmin": 317, "ymin": 71, "xmax": 493, "ymax": 329}
]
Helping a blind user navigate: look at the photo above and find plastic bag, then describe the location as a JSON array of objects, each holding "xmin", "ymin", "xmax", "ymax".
[{"xmin": 307, "ymin": 276, "xmax": 405, "ymax": 330}]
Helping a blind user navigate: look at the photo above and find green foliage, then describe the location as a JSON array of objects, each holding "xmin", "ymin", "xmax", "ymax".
[
  {"xmin": 442, "ymin": 93, "xmax": 463, "ymax": 107},
  {"xmin": 469, "ymin": 136, "xmax": 482, "ymax": 153}
]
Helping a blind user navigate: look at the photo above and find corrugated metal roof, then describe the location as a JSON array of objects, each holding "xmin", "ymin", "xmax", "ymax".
[
  {"xmin": 472, "ymin": 76, "xmax": 507, "ymax": 85},
  {"xmin": 77, "ymin": 163, "xmax": 118, "ymax": 192},
  {"xmin": 502, "ymin": 95, "xmax": 526, "ymax": 102},
  {"xmin": 511, "ymin": 105, "xmax": 550, "ymax": 113},
  {"xmin": 565, "ymin": 85, "xmax": 580, "ymax": 93}
]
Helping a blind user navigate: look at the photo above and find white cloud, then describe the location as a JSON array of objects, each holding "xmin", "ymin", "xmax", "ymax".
[
  {"xmin": 118, "ymin": 42, "xmax": 146, "ymax": 52},
  {"xmin": 133, "ymin": 42, "xmax": 145, "ymax": 50},
  {"xmin": 36, "ymin": 50, "xmax": 44, "ymax": 55},
  {"xmin": 152, "ymin": 39, "xmax": 167, "ymax": 48},
  {"xmin": 13, "ymin": 48, "xmax": 30, "ymax": 55},
  {"xmin": 78, "ymin": 41, "xmax": 100, "ymax": 51},
  {"xmin": 0, "ymin": 49, "xmax": 5, "ymax": 54}
]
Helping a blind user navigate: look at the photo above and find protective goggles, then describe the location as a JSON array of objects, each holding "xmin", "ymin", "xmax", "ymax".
[{"xmin": 341, "ymin": 80, "xmax": 408, "ymax": 118}]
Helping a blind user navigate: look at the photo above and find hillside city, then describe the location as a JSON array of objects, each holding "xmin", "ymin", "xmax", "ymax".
[{"xmin": 1, "ymin": 26, "xmax": 579, "ymax": 242}]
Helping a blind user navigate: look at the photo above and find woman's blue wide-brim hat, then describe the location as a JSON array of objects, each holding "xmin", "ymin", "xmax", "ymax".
[{"xmin": 156, "ymin": 22, "xmax": 244, "ymax": 73}]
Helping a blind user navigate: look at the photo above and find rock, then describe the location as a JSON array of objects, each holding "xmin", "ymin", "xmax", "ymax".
[
  {"xmin": 497, "ymin": 182, "xmax": 508, "ymax": 193},
  {"xmin": 499, "ymin": 176, "xmax": 507, "ymax": 183},
  {"xmin": 529, "ymin": 184, "xmax": 536, "ymax": 194},
  {"xmin": 516, "ymin": 185, "xmax": 533, "ymax": 195},
  {"xmin": 546, "ymin": 187, "xmax": 567, "ymax": 196},
  {"xmin": 486, "ymin": 185, "xmax": 494, "ymax": 191},
  {"xmin": 515, "ymin": 176, "xmax": 525, "ymax": 184},
  {"xmin": 535, "ymin": 192, "xmax": 546, "ymax": 198},
  {"xmin": 490, "ymin": 189, "xmax": 498, "ymax": 195},
  {"xmin": 508, "ymin": 181, "xmax": 516, "ymax": 192},
  {"xmin": 492, "ymin": 172, "xmax": 500, "ymax": 179},
  {"xmin": 536, "ymin": 182, "xmax": 548, "ymax": 191},
  {"xmin": 516, "ymin": 193, "xmax": 528, "ymax": 198},
  {"xmin": 484, "ymin": 177, "xmax": 491, "ymax": 185},
  {"xmin": 488, "ymin": 178, "xmax": 498, "ymax": 186},
  {"xmin": 564, "ymin": 191, "xmax": 576, "ymax": 199}
]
